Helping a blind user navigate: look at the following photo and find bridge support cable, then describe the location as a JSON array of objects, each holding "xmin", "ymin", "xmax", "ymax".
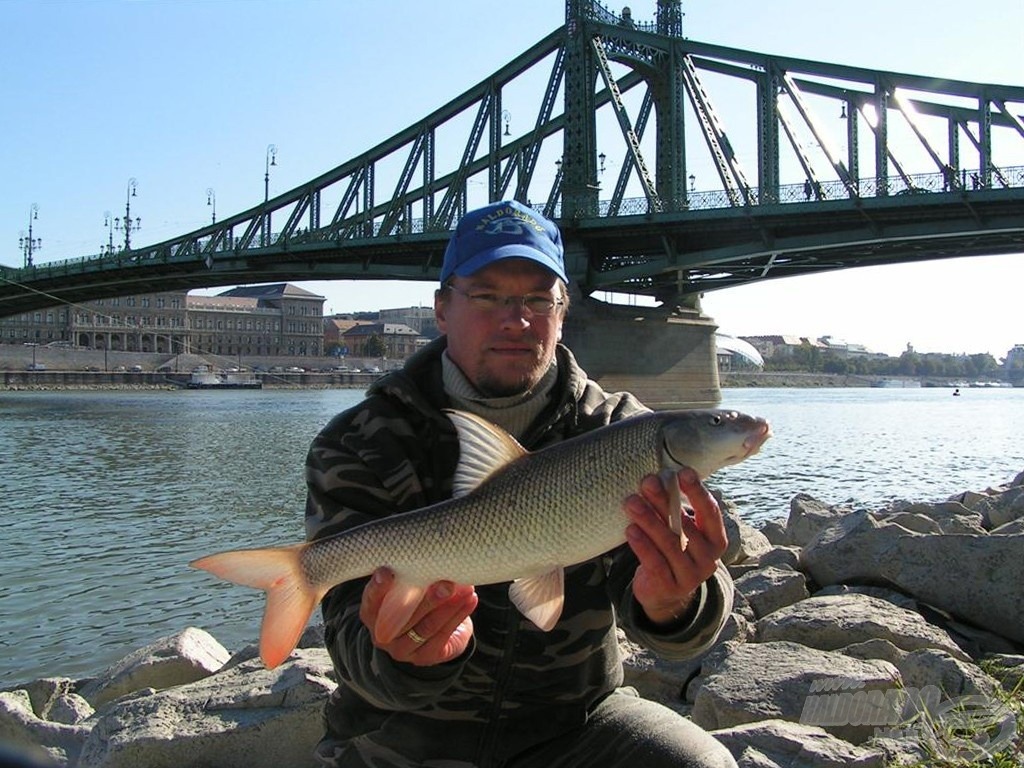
[
  {"xmin": 591, "ymin": 35, "xmax": 662, "ymax": 212},
  {"xmin": 515, "ymin": 48, "xmax": 566, "ymax": 204},
  {"xmin": 889, "ymin": 87, "xmax": 954, "ymax": 187},
  {"xmin": 607, "ymin": 91, "xmax": 654, "ymax": 216},
  {"xmin": 678, "ymin": 52, "xmax": 755, "ymax": 206},
  {"xmin": 778, "ymin": 72, "xmax": 857, "ymax": 198},
  {"xmin": 432, "ymin": 93, "xmax": 495, "ymax": 229}
]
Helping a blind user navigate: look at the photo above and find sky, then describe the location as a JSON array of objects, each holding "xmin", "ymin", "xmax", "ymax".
[{"xmin": 1, "ymin": 0, "xmax": 1021, "ymax": 359}]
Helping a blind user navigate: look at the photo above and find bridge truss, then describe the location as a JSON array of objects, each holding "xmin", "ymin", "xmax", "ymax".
[{"xmin": 2, "ymin": 0, "xmax": 1023, "ymax": 315}]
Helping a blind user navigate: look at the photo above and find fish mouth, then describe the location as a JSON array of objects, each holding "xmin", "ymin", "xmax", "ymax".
[{"xmin": 742, "ymin": 422, "xmax": 772, "ymax": 457}]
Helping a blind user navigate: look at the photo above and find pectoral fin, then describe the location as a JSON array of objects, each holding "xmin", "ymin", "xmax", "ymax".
[
  {"xmin": 509, "ymin": 568, "xmax": 565, "ymax": 631},
  {"xmin": 375, "ymin": 580, "xmax": 428, "ymax": 644}
]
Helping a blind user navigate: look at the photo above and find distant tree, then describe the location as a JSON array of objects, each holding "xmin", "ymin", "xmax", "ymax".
[{"xmin": 364, "ymin": 334, "xmax": 386, "ymax": 358}]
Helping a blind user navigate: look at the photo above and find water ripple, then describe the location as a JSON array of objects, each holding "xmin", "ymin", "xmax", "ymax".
[{"xmin": 2, "ymin": 386, "xmax": 1022, "ymax": 685}]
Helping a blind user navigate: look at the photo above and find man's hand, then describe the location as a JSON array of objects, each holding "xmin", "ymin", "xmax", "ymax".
[
  {"xmin": 360, "ymin": 568, "xmax": 478, "ymax": 666},
  {"xmin": 623, "ymin": 467, "xmax": 728, "ymax": 626}
]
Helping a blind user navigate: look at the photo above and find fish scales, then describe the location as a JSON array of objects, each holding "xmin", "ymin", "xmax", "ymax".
[{"xmin": 299, "ymin": 414, "xmax": 664, "ymax": 591}]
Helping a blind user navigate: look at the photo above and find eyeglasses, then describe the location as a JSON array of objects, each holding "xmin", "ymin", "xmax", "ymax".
[{"xmin": 446, "ymin": 284, "xmax": 564, "ymax": 317}]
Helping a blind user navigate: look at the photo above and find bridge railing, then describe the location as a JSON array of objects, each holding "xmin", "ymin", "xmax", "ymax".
[{"xmin": 593, "ymin": 163, "xmax": 1024, "ymax": 217}]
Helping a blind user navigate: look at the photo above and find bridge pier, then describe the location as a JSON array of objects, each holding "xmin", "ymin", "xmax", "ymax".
[{"xmin": 562, "ymin": 293, "xmax": 721, "ymax": 410}]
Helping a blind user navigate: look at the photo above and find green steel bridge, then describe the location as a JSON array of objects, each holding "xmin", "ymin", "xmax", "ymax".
[{"xmin": 2, "ymin": 0, "xmax": 1023, "ymax": 316}]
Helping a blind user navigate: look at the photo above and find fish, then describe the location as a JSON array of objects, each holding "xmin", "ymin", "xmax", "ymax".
[{"xmin": 191, "ymin": 408, "xmax": 771, "ymax": 668}]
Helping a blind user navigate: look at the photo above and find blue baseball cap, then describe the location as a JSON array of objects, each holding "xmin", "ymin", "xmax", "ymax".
[{"xmin": 440, "ymin": 200, "xmax": 568, "ymax": 284}]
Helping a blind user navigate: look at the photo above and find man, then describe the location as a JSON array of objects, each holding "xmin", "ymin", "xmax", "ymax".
[{"xmin": 305, "ymin": 200, "xmax": 737, "ymax": 768}]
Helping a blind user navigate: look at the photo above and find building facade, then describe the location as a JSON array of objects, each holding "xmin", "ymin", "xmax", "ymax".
[{"xmin": 0, "ymin": 283, "xmax": 326, "ymax": 358}]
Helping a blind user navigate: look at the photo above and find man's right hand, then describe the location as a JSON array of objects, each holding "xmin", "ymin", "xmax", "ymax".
[{"xmin": 360, "ymin": 567, "xmax": 478, "ymax": 666}]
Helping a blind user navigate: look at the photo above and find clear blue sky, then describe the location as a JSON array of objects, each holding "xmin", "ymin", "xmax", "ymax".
[{"xmin": 2, "ymin": 0, "xmax": 1021, "ymax": 358}]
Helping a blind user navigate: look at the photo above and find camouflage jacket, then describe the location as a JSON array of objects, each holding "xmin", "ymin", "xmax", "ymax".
[{"xmin": 304, "ymin": 337, "xmax": 734, "ymax": 758}]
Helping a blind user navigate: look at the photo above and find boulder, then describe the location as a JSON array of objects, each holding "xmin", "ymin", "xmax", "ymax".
[
  {"xmin": 17, "ymin": 678, "xmax": 93, "ymax": 725},
  {"xmin": 77, "ymin": 648, "xmax": 336, "ymax": 768},
  {"xmin": 756, "ymin": 594, "xmax": 970, "ymax": 662},
  {"xmin": 733, "ymin": 566, "xmax": 809, "ymax": 620},
  {"xmin": 691, "ymin": 641, "xmax": 900, "ymax": 745},
  {"xmin": 800, "ymin": 512, "xmax": 1024, "ymax": 644},
  {"xmin": 756, "ymin": 546, "xmax": 802, "ymax": 571},
  {"xmin": 883, "ymin": 500, "xmax": 986, "ymax": 534},
  {"xmin": 711, "ymin": 719, "xmax": 888, "ymax": 768},
  {"xmin": 894, "ymin": 648, "xmax": 998, "ymax": 699},
  {"xmin": 839, "ymin": 639, "xmax": 907, "ymax": 667},
  {"xmin": 758, "ymin": 519, "xmax": 789, "ymax": 546},
  {"xmin": 971, "ymin": 484, "xmax": 1024, "ymax": 530},
  {"xmin": 991, "ymin": 517, "xmax": 1024, "ymax": 535},
  {"xmin": 783, "ymin": 494, "xmax": 850, "ymax": 547},
  {"xmin": 79, "ymin": 627, "xmax": 230, "ymax": 707},
  {"xmin": 0, "ymin": 688, "xmax": 90, "ymax": 767},
  {"xmin": 984, "ymin": 654, "xmax": 1024, "ymax": 693},
  {"xmin": 720, "ymin": 497, "xmax": 773, "ymax": 565}
]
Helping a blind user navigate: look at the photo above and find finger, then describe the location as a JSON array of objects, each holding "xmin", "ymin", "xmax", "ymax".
[
  {"xmin": 359, "ymin": 567, "xmax": 394, "ymax": 629},
  {"xmin": 625, "ymin": 493, "xmax": 689, "ymax": 557},
  {"xmin": 677, "ymin": 468, "xmax": 728, "ymax": 552},
  {"xmin": 409, "ymin": 591, "xmax": 478, "ymax": 665}
]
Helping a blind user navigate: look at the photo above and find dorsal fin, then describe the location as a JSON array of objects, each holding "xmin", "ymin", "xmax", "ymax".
[{"xmin": 445, "ymin": 409, "xmax": 528, "ymax": 498}]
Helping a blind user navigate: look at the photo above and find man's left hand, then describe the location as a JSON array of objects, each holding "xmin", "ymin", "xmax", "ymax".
[{"xmin": 623, "ymin": 467, "xmax": 728, "ymax": 626}]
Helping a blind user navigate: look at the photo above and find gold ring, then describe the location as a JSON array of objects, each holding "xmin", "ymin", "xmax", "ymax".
[{"xmin": 406, "ymin": 628, "xmax": 427, "ymax": 644}]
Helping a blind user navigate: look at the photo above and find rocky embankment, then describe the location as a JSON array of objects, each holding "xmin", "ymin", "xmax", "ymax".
[{"xmin": 4, "ymin": 473, "xmax": 1023, "ymax": 768}]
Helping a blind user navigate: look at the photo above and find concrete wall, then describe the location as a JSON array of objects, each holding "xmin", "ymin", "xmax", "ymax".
[{"xmin": 563, "ymin": 297, "xmax": 721, "ymax": 409}]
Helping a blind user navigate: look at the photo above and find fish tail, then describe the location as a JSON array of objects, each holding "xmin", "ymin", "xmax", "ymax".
[{"xmin": 191, "ymin": 544, "xmax": 323, "ymax": 669}]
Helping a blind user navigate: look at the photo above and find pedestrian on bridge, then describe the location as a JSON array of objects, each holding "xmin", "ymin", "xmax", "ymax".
[{"xmin": 304, "ymin": 199, "xmax": 738, "ymax": 768}]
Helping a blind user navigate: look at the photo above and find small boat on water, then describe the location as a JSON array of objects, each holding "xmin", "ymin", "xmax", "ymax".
[{"xmin": 187, "ymin": 368, "xmax": 262, "ymax": 390}]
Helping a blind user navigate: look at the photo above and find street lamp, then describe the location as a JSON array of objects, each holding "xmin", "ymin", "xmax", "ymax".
[
  {"xmin": 263, "ymin": 144, "xmax": 277, "ymax": 245},
  {"xmin": 19, "ymin": 204, "xmax": 41, "ymax": 268},
  {"xmin": 103, "ymin": 211, "xmax": 116, "ymax": 254},
  {"xmin": 264, "ymin": 144, "xmax": 277, "ymax": 203},
  {"xmin": 115, "ymin": 178, "xmax": 140, "ymax": 251},
  {"xmin": 501, "ymin": 109, "xmax": 511, "ymax": 136},
  {"xmin": 206, "ymin": 188, "xmax": 216, "ymax": 224},
  {"xmin": 689, "ymin": 173, "xmax": 696, "ymax": 192}
]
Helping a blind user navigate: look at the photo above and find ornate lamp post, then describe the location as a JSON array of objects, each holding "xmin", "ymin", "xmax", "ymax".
[
  {"xmin": 19, "ymin": 204, "xmax": 41, "ymax": 268},
  {"xmin": 262, "ymin": 144, "xmax": 277, "ymax": 246},
  {"xmin": 103, "ymin": 211, "xmax": 116, "ymax": 254},
  {"xmin": 206, "ymin": 187, "xmax": 216, "ymax": 224},
  {"xmin": 115, "ymin": 178, "xmax": 140, "ymax": 251}
]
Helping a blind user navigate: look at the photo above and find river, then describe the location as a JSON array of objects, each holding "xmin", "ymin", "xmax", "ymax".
[{"xmin": 1, "ymin": 385, "xmax": 1021, "ymax": 685}]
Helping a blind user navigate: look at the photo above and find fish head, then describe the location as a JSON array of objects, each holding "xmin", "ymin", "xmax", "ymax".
[{"xmin": 659, "ymin": 409, "xmax": 771, "ymax": 478}]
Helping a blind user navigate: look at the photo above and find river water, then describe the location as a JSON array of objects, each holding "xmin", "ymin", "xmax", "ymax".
[{"xmin": 2, "ymin": 386, "xmax": 1021, "ymax": 685}]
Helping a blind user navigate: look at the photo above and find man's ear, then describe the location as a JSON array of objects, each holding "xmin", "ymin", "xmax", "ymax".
[{"xmin": 434, "ymin": 288, "xmax": 449, "ymax": 333}]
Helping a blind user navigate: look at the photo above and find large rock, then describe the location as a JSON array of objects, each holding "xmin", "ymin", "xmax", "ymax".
[
  {"xmin": 0, "ymin": 688, "xmax": 90, "ymax": 767},
  {"xmin": 756, "ymin": 594, "xmax": 970, "ymax": 661},
  {"xmin": 691, "ymin": 641, "xmax": 899, "ymax": 745},
  {"xmin": 77, "ymin": 649, "xmax": 336, "ymax": 768},
  {"xmin": 895, "ymin": 648, "xmax": 998, "ymax": 699},
  {"xmin": 720, "ymin": 497, "xmax": 773, "ymax": 565},
  {"xmin": 782, "ymin": 494, "xmax": 850, "ymax": 547},
  {"xmin": 800, "ymin": 512, "xmax": 1024, "ymax": 644},
  {"xmin": 711, "ymin": 719, "xmax": 889, "ymax": 768},
  {"xmin": 79, "ymin": 627, "xmax": 230, "ymax": 707},
  {"xmin": 733, "ymin": 566, "xmax": 809, "ymax": 620}
]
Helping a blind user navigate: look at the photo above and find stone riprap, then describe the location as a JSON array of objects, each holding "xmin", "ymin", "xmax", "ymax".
[{"xmin": 3, "ymin": 471, "xmax": 1022, "ymax": 768}]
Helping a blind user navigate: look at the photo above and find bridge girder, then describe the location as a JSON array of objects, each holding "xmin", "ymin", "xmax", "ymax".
[{"xmin": 2, "ymin": 0, "xmax": 1023, "ymax": 316}]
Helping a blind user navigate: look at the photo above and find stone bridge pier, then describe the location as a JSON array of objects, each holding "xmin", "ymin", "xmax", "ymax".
[{"xmin": 562, "ymin": 291, "xmax": 721, "ymax": 410}]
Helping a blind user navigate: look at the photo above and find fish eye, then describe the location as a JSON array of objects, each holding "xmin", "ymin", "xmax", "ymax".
[{"xmin": 709, "ymin": 414, "xmax": 722, "ymax": 426}]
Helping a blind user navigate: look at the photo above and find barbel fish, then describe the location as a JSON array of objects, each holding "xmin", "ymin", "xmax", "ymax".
[{"xmin": 191, "ymin": 408, "xmax": 770, "ymax": 668}]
